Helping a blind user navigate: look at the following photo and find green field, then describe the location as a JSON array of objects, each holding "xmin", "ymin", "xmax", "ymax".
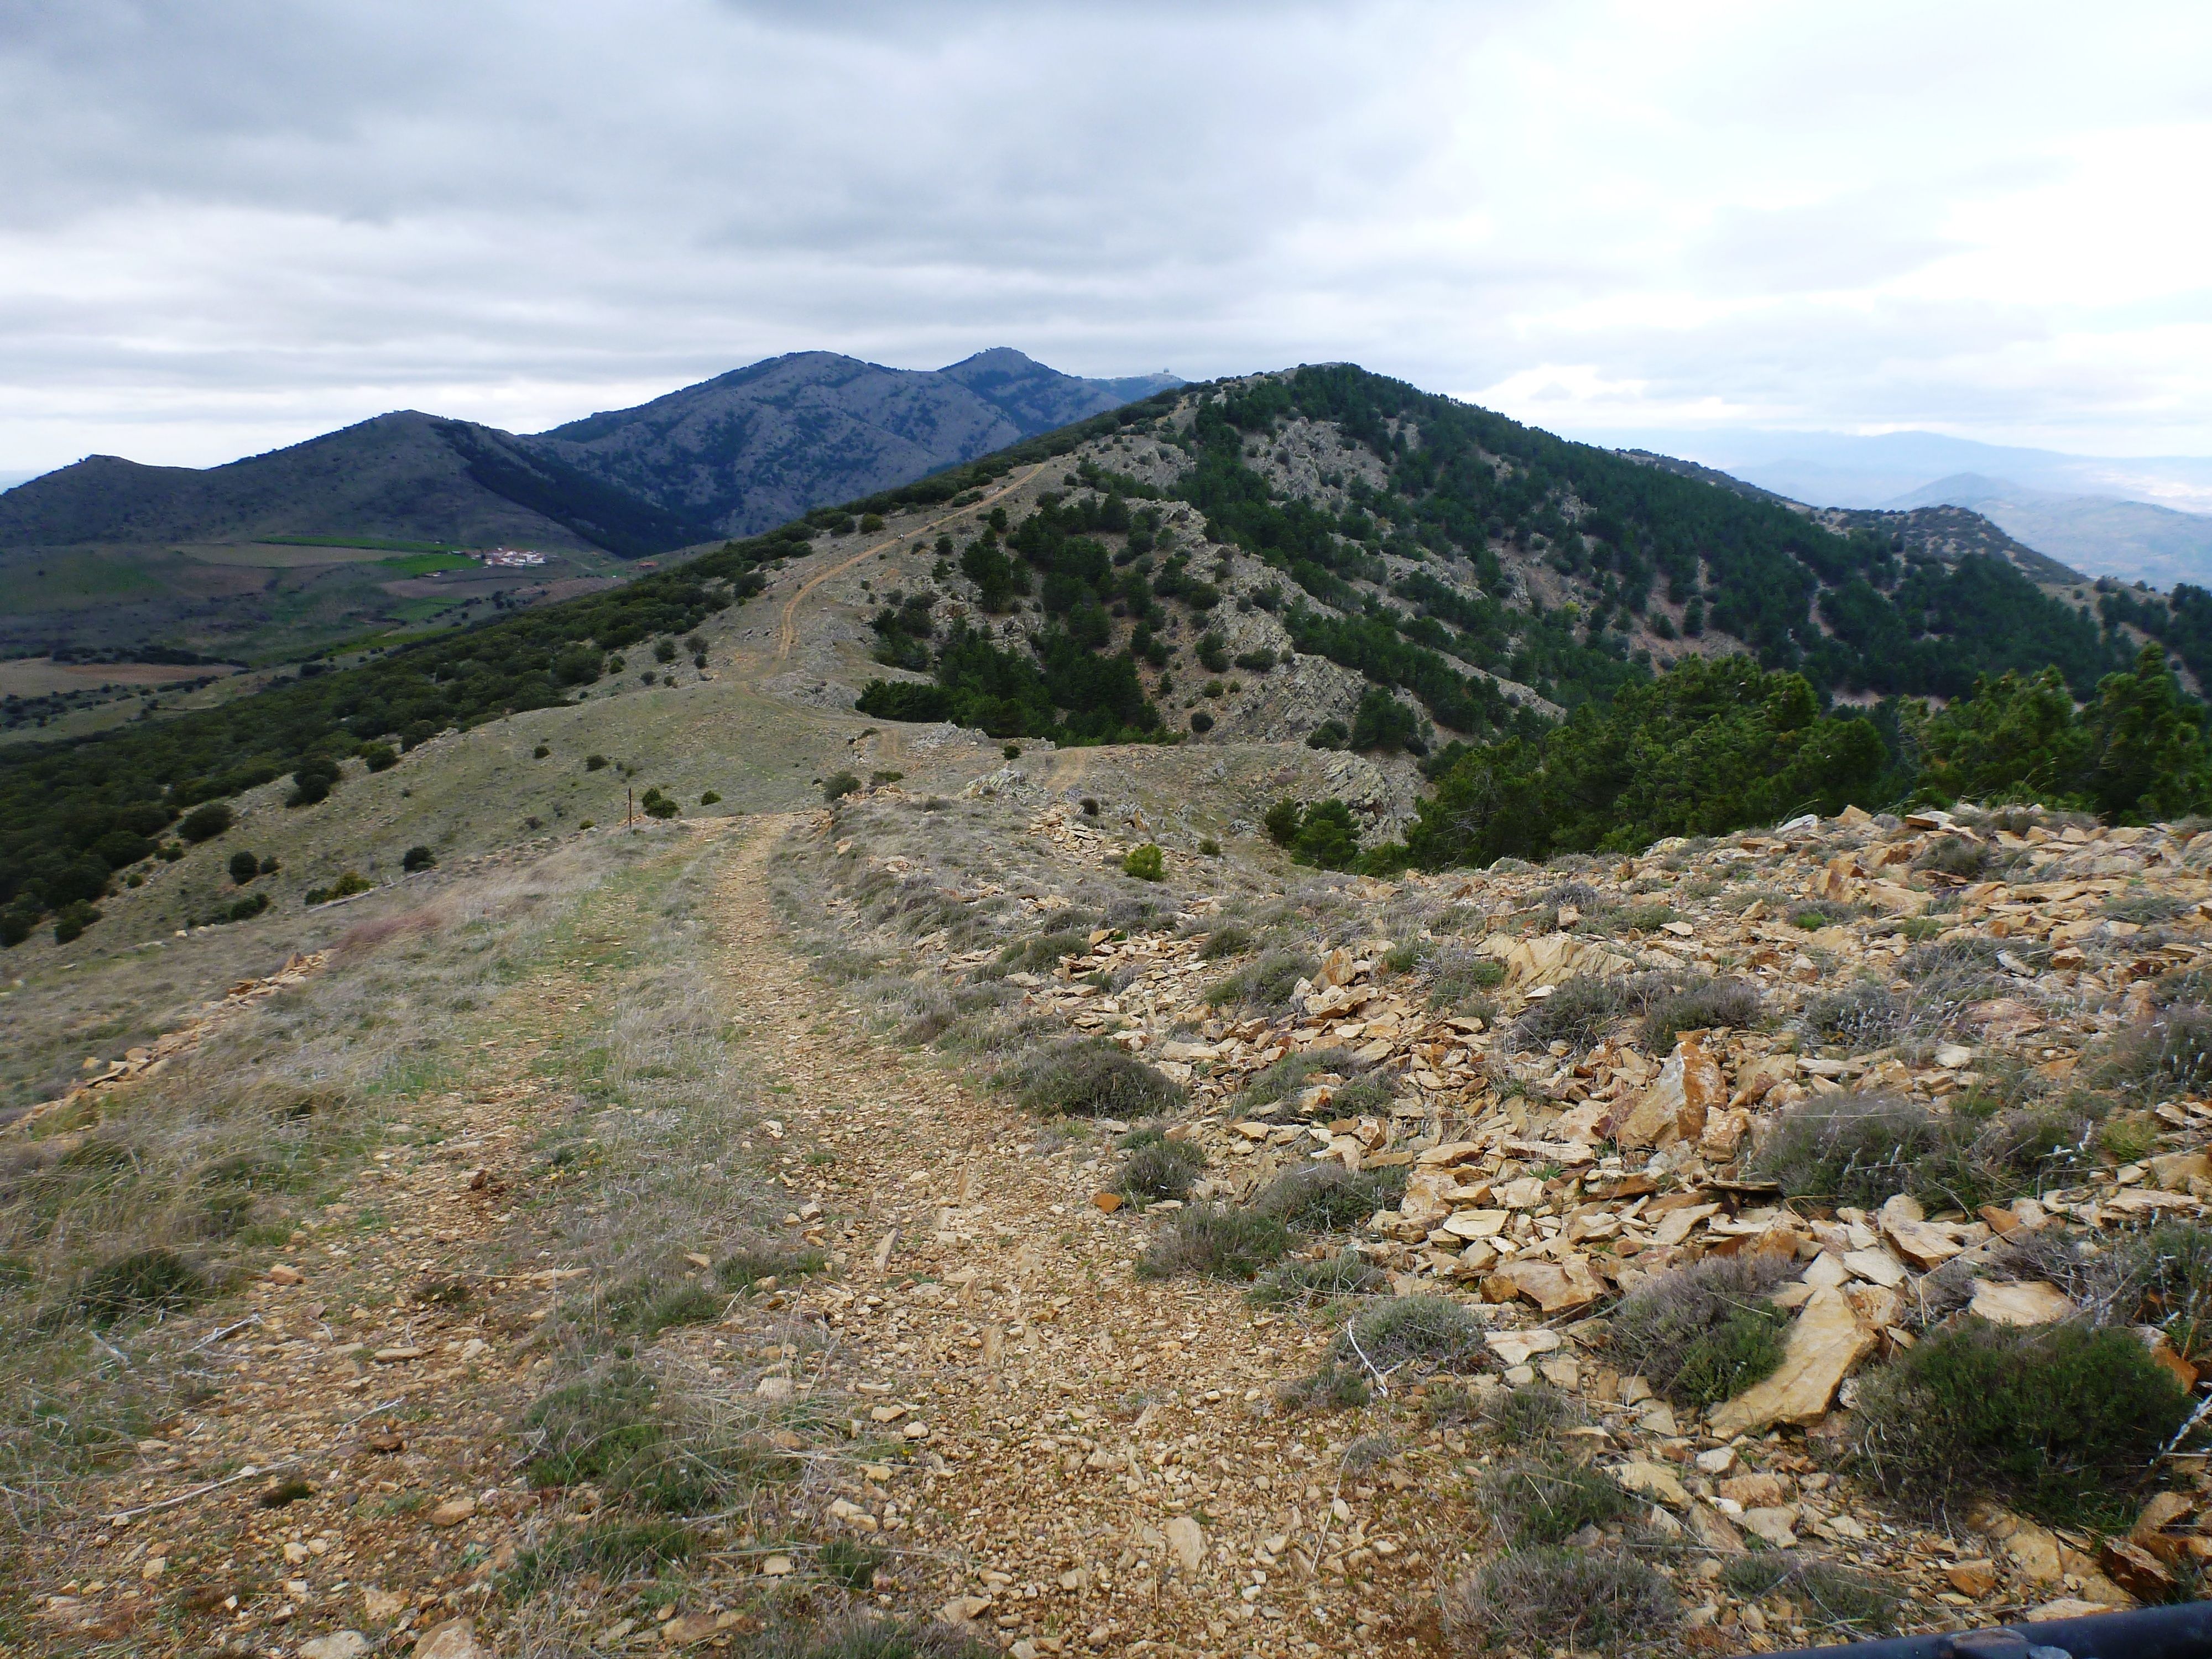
[
  {"xmin": 260, "ymin": 534, "xmax": 470, "ymax": 554},
  {"xmin": 378, "ymin": 552, "xmax": 476, "ymax": 576}
]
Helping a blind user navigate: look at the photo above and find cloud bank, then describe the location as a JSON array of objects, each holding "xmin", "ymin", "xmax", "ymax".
[{"xmin": 3, "ymin": 0, "xmax": 2208, "ymax": 472}]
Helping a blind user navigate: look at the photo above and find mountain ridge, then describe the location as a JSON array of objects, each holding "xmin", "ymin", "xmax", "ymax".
[{"xmin": 0, "ymin": 349, "xmax": 1181, "ymax": 559}]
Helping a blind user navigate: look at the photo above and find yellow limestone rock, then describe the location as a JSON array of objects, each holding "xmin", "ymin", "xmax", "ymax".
[
  {"xmin": 1483, "ymin": 1255, "xmax": 1603, "ymax": 1314},
  {"xmin": 1968, "ymin": 1280, "xmax": 2076, "ymax": 1327},
  {"xmin": 1612, "ymin": 1033, "xmax": 1725, "ymax": 1151},
  {"xmin": 1709, "ymin": 1284, "xmax": 1875, "ymax": 1437},
  {"xmin": 1614, "ymin": 1460, "xmax": 1691, "ymax": 1509}
]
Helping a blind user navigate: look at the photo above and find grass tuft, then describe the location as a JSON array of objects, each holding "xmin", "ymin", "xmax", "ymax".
[
  {"xmin": 1478, "ymin": 1450, "xmax": 1632, "ymax": 1545},
  {"xmin": 1718, "ymin": 1556, "xmax": 1905, "ymax": 1639},
  {"xmin": 2098, "ymin": 1006, "xmax": 2212, "ymax": 1100},
  {"xmin": 1010, "ymin": 1037, "xmax": 1184, "ymax": 1118},
  {"xmin": 1638, "ymin": 976, "xmax": 1761, "ymax": 1051},
  {"xmin": 1443, "ymin": 1547, "xmax": 1676, "ymax": 1656},
  {"xmin": 1805, "ymin": 977, "xmax": 1903, "ymax": 1048},
  {"xmin": 1250, "ymin": 1162, "xmax": 1406, "ymax": 1232},
  {"xmin": 1246, "ymin": 1250, "xmax": 1391, "ymax": 1307},
  {"xmin": 1136, "ymin": 1204, "xmax": 1293, "ymax": 1280},
  {"xmin": 1609, "ymin": 1255, "xmax": 1791, "ymax": 1408},
  {"xmin": 1114, "ymin": 1138, "xmax": 1207, "ymax": 1203},
  {"xmin": 1204, "ymin": 948, "xmax": 1317, "ymax": 1010},
  {"xmin": 503, "ymin": 1519, "xmax": 695, "ymax": 1599},
  {"xmin": 1508, "ymin": 975, "xmax": 1625, "ymax": 1052}
]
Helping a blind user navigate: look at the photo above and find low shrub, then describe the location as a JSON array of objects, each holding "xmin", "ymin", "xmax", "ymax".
[
  {"xmin": 1509, "ymin": 975, "xmax": 1625, "ymax": 1052},
  {"xmin": 1638, "ymin": 976, "xmax": 1761, "ymax": 1051},
  {"xmin": 1247, "ymin": 1250, "xmax": 1391, "ymax": 1307},
  {"xmin": 1850, "ymin": 1319, "xmax": 2194, "ymax": 1524},
  {"xmin": 179, "ymin": 801, "xmax": 233, "ymax": 842},
  {"xmin": 1114, "ymin": 1139, "xmax": 1207, "ymax": 1203},
  {"xmin": 1123, "ymin": 843, "xmax": 1165, "ymax": 881},
  {"xmin": 2059, "ymin": 1223, "xmax": 2212, "ymax": 1363},
  {"xmin": 1751, "ymin": 1093, "xmax": 1946, "ymax": 1206},
  {"xmin": 2098, "ymin": 1006, "xmax": 2212, "ymax": 1100},
  {"xmin": 1136, "ymin": 1204, "xmax": 1294, "ymax": 1280},
  {"xmin": 1806, "ymin": 977, "xmax": 1903, "ymax": 1047},
  {"xmin": 303, "ymin": 870, "xmax": 374, "ymax": 905},
  {"xmin": 1479, "ymin": 1449, "xmax": 1633, "ymax": 1545},
  {"xmin": 228, "ymin": 849, "xmax": 261, "ymax": 885},
  {"xmin": 403, "ymin": 844, "xmax": 436, "ymax": 872},
  {"xmin": 503, "ymin": 1519, "xmax": 693, "ymax": 1599},
  {"xmin": 1753, "ymin": 1091, "xmax": 2086, "ymax": 1211},
  {"xmin": 822, "ymin": 770, "xmax": 862, "ymax": 802},
  {"xmin": 1011, "ymin": 1037, "xmax": 1184, "ymax": 1118},
  {"xmin": 1609, "ymin": 1255, "xmax": 1791, "ymax": 1408},
  {"xmin": 1251, "ymin": 1161, "xmax": 1405, "ymax": 1231},
  {"xmin": 1205, "ymin": 947, "xmax": 1316, "ymax": 1010},
  {"xmin": 53, "ymin": 900, "xmax": 102, "ymax": 943},
  {"xmin": 1444, "ymin": 1547, "xmax": 1676, "ymax": 1656},
  {"xmin": 1718, "ymin": 1556, "xmax": 1905, "ymax": 1639},
  {"xmin": 1613, "ymin": 902, "xmax": 1677, "ymax": 933}
]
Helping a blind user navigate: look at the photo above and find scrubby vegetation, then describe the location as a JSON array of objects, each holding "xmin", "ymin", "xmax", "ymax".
[
  {"xmin": 1850, "ymin": 1319, "xmax": 2194, "ymax": 1524},
  {"xmin": 1444, "ymin": 1547, "xmax": 1676, "ymax": 1656},
  {"xmin": 1009, "ymin": 1037, "xmax": 1184, "ymax": 1118},
  {"xmin": 0, "ymin": 539, "xmax": 773, "ymax": 942},
  {"xmin": 1610, "ymin": 1256, "xmax": 1790, "ymax": 1408}
]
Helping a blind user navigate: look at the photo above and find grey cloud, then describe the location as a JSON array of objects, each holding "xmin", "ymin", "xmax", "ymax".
[{"xmin": 0, "ymin": 0, "xmax": 2205, "ymax": 471}]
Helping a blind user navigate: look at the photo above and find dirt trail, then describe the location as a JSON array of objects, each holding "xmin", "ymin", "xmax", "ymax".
[
  {"xmin": 23, "ymin": 820, "xmax": 1446, "ymax": 1657},
  {"xmin": 705, "ymin": 817, "xmax": 1443, "ymax": 1659},
  {"xmin": 774, "ymin": 462, "xmax": 1055, "ymax": 662}
]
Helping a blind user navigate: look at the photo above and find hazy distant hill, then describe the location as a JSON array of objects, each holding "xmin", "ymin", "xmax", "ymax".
[
  {"xmin": 0, "ymin": 411, "xmax": 703, "ymax": 557},
  {"xmin": 1882, "ymin": 473, "xmax": 2212, "ymax": 589},
  {"xmin": 529, "ymin": 348, "xmax": 1181, "ymax": 536}
]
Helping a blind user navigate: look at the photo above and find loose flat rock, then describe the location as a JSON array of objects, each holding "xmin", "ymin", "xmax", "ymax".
[
  {"xmin": 1969, "ymin": 1279, "xmax": 2077, "ymax": 1326},
  {"xmin": 1709, "ymin": 1284, "xmax": 1876, "ymax": 1437}
]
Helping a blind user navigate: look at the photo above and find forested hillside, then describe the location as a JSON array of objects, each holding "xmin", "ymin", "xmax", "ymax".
[{"xmin": 4, "ymin": 363, "xmax": 2204, "ymax": 950}]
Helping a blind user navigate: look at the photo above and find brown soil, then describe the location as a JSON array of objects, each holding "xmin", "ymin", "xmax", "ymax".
[{"xmin": 19, "ymin": 817, "xmax": 1456, "ymax": 1658}]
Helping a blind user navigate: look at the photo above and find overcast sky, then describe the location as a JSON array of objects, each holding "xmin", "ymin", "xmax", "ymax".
[{"xmin": 3, "ymin": 0, "xmax": 2208, "ymax": 476}]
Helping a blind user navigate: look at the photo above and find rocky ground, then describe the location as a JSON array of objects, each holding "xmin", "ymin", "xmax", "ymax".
[{"xmin": 16, "ymin": 790, "xmax": 2212, "ymax": 1658}]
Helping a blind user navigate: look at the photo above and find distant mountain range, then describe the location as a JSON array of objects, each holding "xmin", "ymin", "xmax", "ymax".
[
  {"xmin": 0, "ymin": 349, "xmax": 1181, "ymax": 558},
  {"xmin": 1585, "ymin": 425, "xmax": 2212, "ymax": 588}
]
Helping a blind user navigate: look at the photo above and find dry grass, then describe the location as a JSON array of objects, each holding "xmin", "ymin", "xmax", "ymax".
[
  {"xmin": 1443, "ymin": 1546, "xmax": 1676, "ymax": 1656},
  {"xmin": 0, "ymin": 836, "xmax": 658, "ymax": 1538}
]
